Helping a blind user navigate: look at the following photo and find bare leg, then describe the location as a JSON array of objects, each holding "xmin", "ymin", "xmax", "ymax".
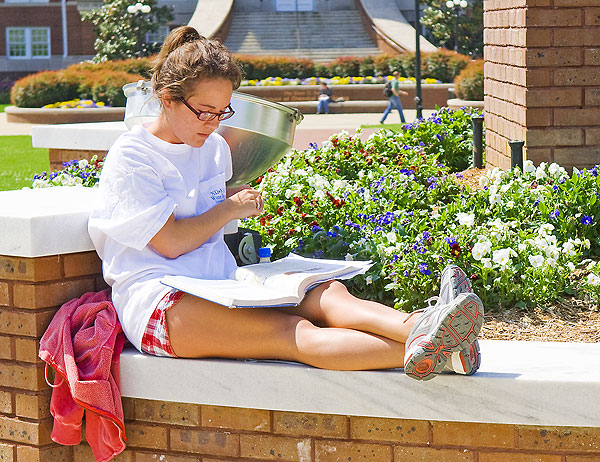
[
  {"xmin": 165, "ymin": 293, "xmax": 406, "ymax": 370},
  {"xmin": 289, "ymin": 280, "xmax": 419, "ymax": 344}
]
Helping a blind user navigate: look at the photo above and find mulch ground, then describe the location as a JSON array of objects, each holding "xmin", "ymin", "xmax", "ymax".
[{"xmin": 456, "ymin": 168, "xmax": 600, "ymax": 343}]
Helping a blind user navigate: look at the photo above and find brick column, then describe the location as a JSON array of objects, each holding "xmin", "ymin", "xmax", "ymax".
[
  {"xmin": 0, "ymin": 252, "xmax": 107, "ymax": 462},
  {"xmin": 484, "ymin": 0, "xmax": 600, "ymax": 170}
]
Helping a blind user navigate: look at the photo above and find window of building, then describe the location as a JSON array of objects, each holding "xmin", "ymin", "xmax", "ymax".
[
  {"xmin": 4, "ymin": 0, "xmax": 49, "ymax": 3},
  {"xmin": 145, "ymin": 25, "xmax": 170, "ymax": 45},
  {"xmin": 7, "ymin": 27, "xmax": 50, "ymax": 59}
]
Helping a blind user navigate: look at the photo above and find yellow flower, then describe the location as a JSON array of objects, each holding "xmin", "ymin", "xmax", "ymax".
[{"xmin": 97, "ymin": 101, "xmax": 105, "ymax": 107}]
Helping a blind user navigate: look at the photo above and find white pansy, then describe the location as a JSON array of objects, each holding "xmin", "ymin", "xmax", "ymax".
[
  {"xmin": 490, "ymin": 193, "xmax": 500, "ymax": 205},
  {"xmin": 538, "ymin": 223, "xmax": 555, "ymax": 235},
  {"xmin": 528, "ymin": 255, "xmax": 544, "ymax": 268},
  {"xmin": 562, "ymin": 241, "xmax": 577, "ymax": 256},
  {"xmin": 573, "ymin": 167, "xmax": 581, "ymax": 176},
  {"xmin": 471, "ymin": 241, "xmax": 490, "ymax": 260},
  {"xmin": 78, "ymin": 159, "xmax": 89, "ymax": 169},
  {"xmin": 584, "ymin": 239, "xmax": 591, "ymax": 249},
  {"xmin": 506, "ymin": 200, "xmax": 515, "ymax": 209},
  {"xmin": 345, "ymin": 253, "xmax": 354, "ymax": 261},
  {"xmin": 386, "ymin": 232, "xmax": 397, "ymax": 244},
  {"xmin": 478, "ymin": 175, "xmax": 489, "ymax": 187},
  {"xmin": 535, "ymin": 167, "xmax": 546, "ymax": 180},
  {"xmin": 332, "ymin": 179, "xmax": 347, "ymax": 192},
  {"xmin": 587, "ymin": 273, "xmax": 600, "ymax": 286},
  {"xmin": 481, "ymin": 258, "xmax": 493, "ymax": 269},
  {"xmin": 365, "ymin": 275, "xmax": 373, "ymax": 284},
  {"xmin": 314, "ymin": 190, "xmax": 326, "ymax": 200},
  {"xmin": 32, "ymin": 178, "xmax": 49, "ymax": 188},
  {"xmin": 295, "ymin": 169, "xmax": 307, "ymax": 176},
  {"xmin": 500, "ymin": 184, "xmax": 511, "ymax": 194},
  {"xmin": 492, "ymin": 248, "xmax": 516, "ymax": 268},
  {"xmin": 518, "ymin": 243, "xmax": 527, "ymax": 252},
  {"xmin": 546, "ymin": 257, "xmax": 557, "ymax": 267},
  {"xmin": 524, "ymin": 160, "xmax": 536, "ymax": 173},
  {"xmin": 548, "ymin": 163, "xmax": 561, "ymax": 175},
  {"xmin": 567, "ymin": 262, "xmax": 576, "ymax": 272},
  {"xmin": 545, "ymin": 246, "xmax": 560, "ymax": 260},
  {"xmin": 456, "ymin": 212, "xmax": 475, "ymax": 227}
]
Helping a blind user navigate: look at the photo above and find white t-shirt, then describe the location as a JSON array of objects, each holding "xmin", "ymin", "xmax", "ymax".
[{"xmin": 88, "ymin": 125, "xmax": 237, "ymax": 351}]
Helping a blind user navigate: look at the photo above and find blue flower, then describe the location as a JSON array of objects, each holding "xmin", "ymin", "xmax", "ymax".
[
  {"xmin": 418, "ymin": 263, "xmax": 431, "ymax": 276},
  {"xmin": 550, "ymin": 209, "xmax": 560, "ymax": 220},
  {"xmin": 373, "ymin": 226, "xmax": 384, "ymax": 233},
  {"xmin": 390, "ymin": 254, "xmax": 399, "ymax": 264},
  {"xmin": 311, "ymin": 225, "xmax": 322, "ymax": 233},
  {"xmin": 422, "ymin": 231, "xmax": 431, "ymax": 240},
  {"xmin": 533, "ymin": 199, "xmax": 540, "ymax": 207},
  {"xmin": 445, "ymin": 236, "xmax": 457, "ymax": 245},
  {"xmin": 581, "ymin": 215, "xmax": 593, "ymax": 225},
  {"xmin": 403, "ymin": 270, "xmax": 410, "ymax": 277}
]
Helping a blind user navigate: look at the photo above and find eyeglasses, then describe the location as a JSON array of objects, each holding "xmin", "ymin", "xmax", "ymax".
[{"xmin": 178, "ymin": 97, "xmax": 235, "ymax": 121}]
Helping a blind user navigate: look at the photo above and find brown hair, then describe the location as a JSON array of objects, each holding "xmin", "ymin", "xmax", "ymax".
[{"xmin": 151, "ymin": 26, "xmax": 243, "ymax": 101}]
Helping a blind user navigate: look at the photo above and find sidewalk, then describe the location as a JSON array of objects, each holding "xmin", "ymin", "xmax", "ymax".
[{"xmin": 0, "ymin": 109, "xmax": 435, "ymax": 146}]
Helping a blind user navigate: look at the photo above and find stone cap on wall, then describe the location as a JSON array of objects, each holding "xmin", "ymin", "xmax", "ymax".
[
  {"xmin": 121, "ymin": 339, "xmax": 600, "ymax": 427},
  {"xmin": 32, "ymin": 121, "xmax": 128, "ymax": 151},
  {"xmin": 0, "ymin": 186, "xmax": 97, "ymax": 257}
]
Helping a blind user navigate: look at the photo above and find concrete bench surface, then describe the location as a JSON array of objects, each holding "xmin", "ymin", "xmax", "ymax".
[{"xmin": 120, "ymin": 339, "xmax": 600, "ymax": 428}]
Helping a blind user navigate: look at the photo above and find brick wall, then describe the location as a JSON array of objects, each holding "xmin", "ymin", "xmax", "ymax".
[
  {"xmin": 2, "ymin": 250, "xmax": 600, "ymax": 461},
  {"xmin": 484, "ymin": 0, "xmax": 600, "ymax": 170}
]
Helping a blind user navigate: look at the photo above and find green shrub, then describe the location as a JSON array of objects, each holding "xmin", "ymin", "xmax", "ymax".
[
  {"xmin": 454, "ymin": 60, "xmax": 484, "ymax": 101},
  {"xmin": 422, "ymin": 49, "xmax": 471, "ymax": 83},
  {"xmin": 11, "ymin": 71, "xmax": 81, "ymax": 107}
]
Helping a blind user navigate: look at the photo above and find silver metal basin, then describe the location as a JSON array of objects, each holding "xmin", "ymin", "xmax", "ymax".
[{"xmin": 123, "ymin": 81, "xmax": 303, "ymax": 186}]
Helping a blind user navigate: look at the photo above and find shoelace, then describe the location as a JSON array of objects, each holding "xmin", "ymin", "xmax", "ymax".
[{"xmin": 402, "ymin": 296, "xmax": 440, "ymax": 324}]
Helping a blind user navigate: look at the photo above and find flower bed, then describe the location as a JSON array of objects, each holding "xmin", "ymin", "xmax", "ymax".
[
  {"xmin": 242, "ymin": 76, "xmax": 441, "ymax": 86},
  {"xmin": 32, "ymin": 108, "xmax": 600, "ymax": 312}
]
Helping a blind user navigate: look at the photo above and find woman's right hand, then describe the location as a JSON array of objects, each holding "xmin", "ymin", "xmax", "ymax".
[{"xmin": 225, "ymin": 188, "xmax": 264, "ymax": 219}]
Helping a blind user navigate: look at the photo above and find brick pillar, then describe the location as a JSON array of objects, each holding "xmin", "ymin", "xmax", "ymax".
[
  {"xmin": 0, "ymin": 252, "xmax": 107, "ymax": 462},
  {"xmin": 484, "ymin": 0, "xmax": 600, "ymax": 170}
]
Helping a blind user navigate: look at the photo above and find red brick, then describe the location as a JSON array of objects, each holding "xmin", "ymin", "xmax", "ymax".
[
  {"xmin": 0, "ymin": 336, "xmax": 12, "ymax": 360},
  {"xmin": 350, "ymin": 416, "xmax": 429, "ymax": 444},
  {"xmin": 526, "ymin": 28, "xmax": 553, "ymax": 47},
  {"xmin": 15, "ymin": 392, "xmax": 51, "ymax": 419},
  {"xmin": 555, "ymin": 108, "xmax": 600, "ymax": 126},
  {"xmin": 556, "ymin": 0, "xmax": 600, "ymax": 5},
  {"xmin": 134, "ymin": 451, "xmax": 196, "ymax": 462},
  {"xmin": 16, "ymin": 443, "xmax": 73, "ymax": 462},
  {"xmin": 0, "ymin": 390, "xmax": 13, "ymax": 414},
  {"xmin": 526, "ymin": 108, "xmax": 552, "ymax": 126},
  {"xmin": 0, "ymin": 443, "xmax": 14, "ymax": 462},
  {"xmin": 13, "ymin": 278, "xmax": 95, "ymax": 310},
  {"xmin": 0, "ymin": 362, "xmax": 46, "ymax": 391},
  {"xmin": 240, "ymin": 434, "xmax": 310, "ymax": 461},
  {"xmin": 133, "ymin": 398, "xmax": 199, "ymax": 426},
  {"xmin": 14, "ymin": 337, "xmax": 41, "ymax": 364},
  {"xmin": 565, "ymin": 455, "xmax": 600, "ymax": 462},
  {"xmin": 585, "ymin": 88, "xmax": 600, "ymax": 105},
  {"xmin": 0, "ymin": 308, "xmax": 56, "ymax": 338},
  {"xmin": 585, "ymin": 8, "xmax": 600, "ymax": 26},
  {"xmin": 555, "ymin": 68, "xmax": 600, "ymax": 86},
  {"xmin": 525, "ymin": 148, "xmax": 554, "ymax": 165},
  {"xmin": 0, "ymin": 256, "xmax": 61, "ymax": 283},
  {"xmin": 0, "ymin": 282, "xmax": 9, "ymax": 307},
  {"xmin": 203, "ymin": 405, "xmax": 270, "ymax": 432},
  {"xmin": 480, "ymin": 453, "xmax": 560, "ymax": 462},
  {"xmin": 62, "ymin": 252, "xmax": 102, "ymax": 278},
  {"xmin": 526, "ymin": 48, "xmax": 582, "ymax": 67},
  {"xmin": 554, "ymin": 146, "xmax": 600, "ymax": 168},
  {"xmin": 123, "ymin": 423, "xmax": 168, "ymax": 450},
  {"xmin": 527, "ymin": 8, "xmax": 582, "ymax": 27},
  {"xmin": 394, "ymin": 446, "xmax": 474, "ymax": 462},
  {"xmin": 316, "ymin": 440, "xmax": 391, "ymax": 462},
  {"xmin": 433, "ymin": 421, "xmax": 515, "ymax": 448},
  {"xmin": 0, "ymin": 416, "xmax": 52, "ymax": 445},
  {"xmin": 526, "ymin": 69, "xmax": 552, "ymax": 87},
  {"xmin": 527, "ymin": 128, "xmax": 584, "ymax": 147},
  {"xmin": 274, "ymin": 411, "xmax": 346, "ymax": 438},
  {"xmin": 584, "ymin": 48, "xmax": 600, "ymax": 65},
  {"xmin": 585, "ymin": 128, "xmax": 600, "ymax": 145},
  {"xmin": 171, "ymin": 428, "xmax": 238, "ymax": 456},
  {"xmin": 526, "ymin": 87, "xmax": 582, "ymax": 107},
  {"xmin": 73, "ymin": 445, "xmax": 132, "ymax": 462}
]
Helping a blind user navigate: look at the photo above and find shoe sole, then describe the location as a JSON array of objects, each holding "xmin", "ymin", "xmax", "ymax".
[
  {"xmin": 442, "ymin": 265, "xmax": 472, "ymax": 298},
  {"xmin": 404, "ymin": 294, "xmax": 484, "ymax": 381},
  {"xmin": 450, "ymin": 339, "xmax": 481, "ymax": 375}
]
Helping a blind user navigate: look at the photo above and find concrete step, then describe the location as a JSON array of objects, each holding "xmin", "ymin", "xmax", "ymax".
[{"xmin": 224, "ymin": 9, "xmax": 379, "ymax": 61}]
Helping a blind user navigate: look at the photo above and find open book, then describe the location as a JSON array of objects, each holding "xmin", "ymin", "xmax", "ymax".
[{"xmin": 161, "ymin": 253, "xmax": 372, "ymax": 308}]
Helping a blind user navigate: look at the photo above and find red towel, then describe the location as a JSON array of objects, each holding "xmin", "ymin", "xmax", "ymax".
[{"xmin": 39, "ymin": 289, "xmax": 126, "ymax": 462}]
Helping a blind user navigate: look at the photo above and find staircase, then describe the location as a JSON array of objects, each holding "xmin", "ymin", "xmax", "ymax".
[{"xmin": 224, "ymin": 10, "xmax": 382, "ymax": 62}]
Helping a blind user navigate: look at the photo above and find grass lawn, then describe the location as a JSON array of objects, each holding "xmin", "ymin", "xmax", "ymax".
[
  {"xmin": 0, "ymin": 136, "xmax": 49, "ymax": 191},
  {"xmin": 0, "ymin": 104, "xmax": 9, "ymax": 113}
]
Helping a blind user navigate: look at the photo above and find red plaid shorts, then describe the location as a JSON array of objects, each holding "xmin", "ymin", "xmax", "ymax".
[{"xmin": 140, "ymin": 289, "xmax": 184, "ymax": 357}]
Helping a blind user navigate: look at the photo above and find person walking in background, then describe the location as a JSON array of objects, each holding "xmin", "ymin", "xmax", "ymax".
[
  {"xmin": 380, "ymin": 71, "xmax": 409, "ymax": 124},
  {"xmin": 316, "ymin": 81, "xmax": 332, "ymax": 114}
]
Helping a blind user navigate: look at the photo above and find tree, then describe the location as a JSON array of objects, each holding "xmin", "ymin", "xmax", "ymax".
[
  {"xmin": 420, "ymin": 0, "xmax": 483, "ymax": 57},
  {"xmin": 82, "ymin": 0, "xmax": 173, "ymax": 62}
]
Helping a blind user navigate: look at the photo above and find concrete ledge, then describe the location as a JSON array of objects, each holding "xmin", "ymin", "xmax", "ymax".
[
  {"xmin": 447, "ymin": 98, "xmax": 485, "ymax": 111},
  {"xmin": 285, "ymin": 100, "xmax": 389, "ymax": 114},
  {"xmin": 120, "ymin": 339, "xmax": 600, "ymax": 427},
  {"xmin": 5, "ymin": 105, "xmax": 125, "ymax": 125}
]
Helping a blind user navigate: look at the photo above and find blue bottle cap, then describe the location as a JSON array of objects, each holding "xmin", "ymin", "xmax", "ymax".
[{"xmin": 258, "ymin": 247, "xmax": 271, "ymax": 258}]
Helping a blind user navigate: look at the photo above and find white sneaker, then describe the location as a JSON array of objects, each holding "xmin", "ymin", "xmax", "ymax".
[{"xmin": 404, "ymin": 292, "xmax": 484, "ymax": 381}]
